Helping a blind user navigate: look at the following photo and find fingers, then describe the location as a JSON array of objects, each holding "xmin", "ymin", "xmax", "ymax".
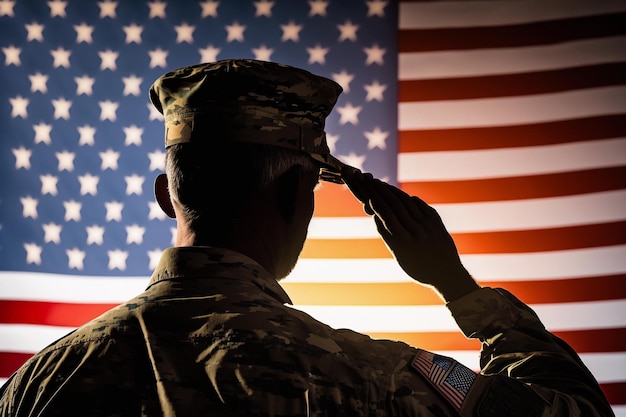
[{"xmin": 343, "ymin": 168, "xmax": 428, "ymax": 238}]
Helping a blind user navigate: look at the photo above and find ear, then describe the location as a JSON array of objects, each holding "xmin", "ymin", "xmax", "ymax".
[
  {"xmin": 154, "ymin": 173, "xmax": 176, "ymax": 219},
  {"xmin": 274, "ymin": 165, "xmax": 303, "ymax": 224}
]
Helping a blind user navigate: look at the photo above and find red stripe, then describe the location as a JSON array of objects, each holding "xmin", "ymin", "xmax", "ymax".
[
  {"xmin": 601, "ymin": 382, "xmax": 626, "ymax": 405},
  {"xmin": 0, "ymin": 301, "xmax": 115, "ymax": 327},
  {"xmin": 399, "ymin": 13, "xmax": 626, "ymax": 52},
  {"xmin": 399, "ymin": 63, "xmax": 626, "ymax": 102},
  {"xmin": 0, "ymin": 352, "xmax": 31, "ymax": 379},
  {"xmin": 400, "ymin": 167, "xmax": 626, "ymax": 204},
  {"xmin": 398, "ymin": 115, "xmax": 626, "ymax": 152},
  {"xmin": 452, "ymin": 222, "xmax": 626, "ymax": 254}
]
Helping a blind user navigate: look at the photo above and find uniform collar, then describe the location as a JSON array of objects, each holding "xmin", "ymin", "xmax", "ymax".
[{"xmin": 147, "ymin": 246, "xmax": 293, "ymax": 305}]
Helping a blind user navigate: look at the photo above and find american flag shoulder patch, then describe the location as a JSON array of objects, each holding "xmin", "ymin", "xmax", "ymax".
[{"xmin": 411, "ymin": 349, "xmax": 478, "ymax": 411}]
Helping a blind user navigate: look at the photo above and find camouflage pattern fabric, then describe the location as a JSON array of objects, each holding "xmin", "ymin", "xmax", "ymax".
[
  {"xmin": 0, "ymin": 247, "xmax": 614, "ymax": 416},
  {"xmin": 149, "ymin": 59, "xmax": 351, "ymax": 184}
]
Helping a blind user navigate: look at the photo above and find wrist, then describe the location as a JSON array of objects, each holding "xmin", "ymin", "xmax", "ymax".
[{"xmin": 435, "ymin": 269, "xmax": 480, "ymax": 303}]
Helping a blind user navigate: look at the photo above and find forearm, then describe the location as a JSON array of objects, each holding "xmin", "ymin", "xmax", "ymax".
[{"xmin": 448, "ymin": 287, "xmax": 613, "ymax": 416}]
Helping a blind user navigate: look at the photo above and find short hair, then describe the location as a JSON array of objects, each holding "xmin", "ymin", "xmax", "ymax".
[{"xmin": 165, "ymin": 140, "xmax": 318, "ymax": 229}]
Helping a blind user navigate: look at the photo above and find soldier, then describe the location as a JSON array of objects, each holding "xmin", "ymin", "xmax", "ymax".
[{"xmin": 0, "ymin": 59, "xmax": 614, "ymax": 416}]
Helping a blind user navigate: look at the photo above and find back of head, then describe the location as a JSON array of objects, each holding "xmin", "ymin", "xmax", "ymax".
[{"xmin": 149, "ymin": 59, "xmax": 346, "ymax": 234}]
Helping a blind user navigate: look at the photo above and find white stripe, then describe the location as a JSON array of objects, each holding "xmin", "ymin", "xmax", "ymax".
[
  {"xmin": 398, "ymin": 138, "xmax": 626, "ymax": 181},
  {"xmin": 290, "ymin": 300, "xmax": 626, "ymax": 333},
  {"xmin": 311, "ymin": 191, "xmax": 626, "ymax": 237},
  {"xmin": 436, "ymin": 190, "xmax": 626, "ymax": 233},
  {"xmin": 462, "ymin": 245, "xmax": 626, "ymax": 281},
  {"xmin": 398, "ymin": 86, "xmax": 626, "ymax": 130},
  {"xmin": 0, "ymin": 272, "xmax": 146, "ymax": 303},
  {"xmin": 1, "ymin": 299, "xmax": 624, "ymax": 347},
  {"xmin": 291, "ymin": 245, "xmax": 626, "ymax": 282},
  {"xmin": 399, "ymin": 0, "xmax": 626, "ymax": 29},
  {"xmin": 613, "ymin": 406, "xmax": 626, "ymax": 417},
  {"xmin": 399, "ymin": 36, "xmax": 626, "ymax": 80}
]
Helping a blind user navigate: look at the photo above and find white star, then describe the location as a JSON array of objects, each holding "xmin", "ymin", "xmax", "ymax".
[
  {"xmin": 338, "ymin": 152, "xmax": 366, "ymax": 171},
  {"xmin": 86, "ymin": 225, "xmax": 105, "ymax": 245},
  {"xmin": 98, "ymin": 0, "xmax": 117, "ymax": 18},
  {"xmin": 148, "ymin": 1, "xmax": 166, "ymax": 18},
  {"xmin": 325, "ymin": 133, "xmax": 339, "ymax": 153},
  {"xmin": 74, "ymin": 22, "xmax": 94, "ymax": 43},
  {"xmin": 99, "ymin": 100, "xmax": 119, "ymax": 121},
  {"xmin": 63, "ymin": 200, "xmax": 82, "ymax": 222},
  {"xmin": 364, "ymin": 127, "xmax": 388, "ymax": 150},
  {"xmin": 364, "ymin": 43, "xmax": 386, "ymax": 65},
  {"xmin": 99, "ymin": 49, "xmax": 118, "ymax": 70},
  {"xmin": 126, "ymin": 224, "xmax": 146, "ymax": 245},
  {"xmin": 21, "ymin": 197, "xmax": 38, "ymax": 219},
  {"xmin": 199, "ymin": 44, "xmax": 220, "ymax": 62},
  {"xmin": 123, "ymin": 23, "xmax": 143, "ymax": 44},
  {"xmin": 147, "ymin": 150, "xmax": 166, "ymax": 171},
  {"xmin": 29, "ymin": 72, "xmax": 48, "ymax": 93},
  {"xmin": 308, "ymin": 0, "xmax": 328, "ymax": 16},
  {"xmin": 147, "ymin": 102, "xmax": 164, "ymax": 121},
  {"xmin": 124, "ymin": 125, "xmax": 143, "ymax": 146},
  {"xmin": 225, "ymin": 21, "xmax": 245, "ymax": 43},
  {"xmin": 254, "ymin": 0, "xmax": 273, "ymax": 17},
  {"xmin": 75, "ymin": 75, "xmax": 95, "ymax": 95},
  {"xmin": 252, "ymin": 44, "xmax": 273, "ymax": 61},
  {"xmin": 336, "ymin": 102, "xmax": 362, "ymax": 125},
  {"xmin": 148, "ymin": 47, "xmax": 168, "ymax": 68},
  {"xmin": 200, "ymin": 0, "xmax": 219, "ymax": 17},
  {"xmin": 337, "ymin": 20, "xmax": 359, "ymax": 42},
  {"xmin": 170, "ymin": 227, "xmax": 177, "ymax": 245},
  {"xmin": 306, "ymin": 44, "xmax": 329, "ymax": 65},
  {"xmin": 24, "ymin": 243, "xmax": 42, "ymax": 265},
  {"xmin": 280, "ymin": 20, "xmax": 302, "ymax": 42},
  {"xmin": 78, "ymin": 173, "xmax": 99, "ymax": 195},
  {"xmin": 148, "ymin": 248, "xmax": 163, "ymax": 270},
  {"xmin": 122, "ymin": 74, "xmax": 142, "ymax": 96},
  {"xmin": 366, "ymin": 0, "xmax": 387, "ymax": 17},
  {"xmin": 42, "ymin": 222, "xmax": 62, "ymax": 244},
  {"xmin": 100, "ymin": 149, "xmax": 120, "ymax": 170},
  {"xmin": 148, "ymin": 201, "xmax": 167, "ymax": 220},
  {"xmin": 108, "ymin": 249, "xmax": 128, "ymax": 271},
  {"xmin": 105, "ymin": 201, "xmax": 124, "ymax": 222},
  {"xmin": 125, "ymin": 174, "xmax": 145, "ymax": 195},
  {"xmin": 33, "ymin": 123, "xmax": 52, "ymax": 144},
  {"xmin": 331, "ymin": 70, "xmax": 354, "ymax": 93},
  {"xmin": 2, "ymin": 45, "xmax": 20, "ymax": 65},
  {"xmin": 9, "ymin": 95, "xmax": 29, "ymax": 118},
  {"xmin": 56, "ymin": 150, "xmax": 75, "ymax": 171},
  {"xmin": 25, "ymin": 22, "xmax": 45, "ymax": 42},
  {"xmin": 174, "ymin": 22, "xmax": 195, "ymax": 44},
  {"xmin": 364, "ymin": 80, "xmax": 387, "ymax": 102},
  {"xmin": 48, "ymin": 0, "xmax": 67, "ymax": 17},
  {"xmin": 50, "ymin": 47, "xmax": 71, "ymax": 68},
  {"xmin": 0, "ymin": 0, "xmax": 16, "ymax": 17},
  {"xmin": 51, "ymin": 97, "xmax": 72, "ymax": 120},
  {"xmin": 40, "ymin": 174, "xmax": 59, "ymax": 195},
  {"xmin": 66, "ymin": 248, "xmax": 86, "ymax": 270},
  {"xmin": 12, "ymin": 147, "xmax": 32, "ymax": 169},
  {"xmin": 77, "ymin": 124, "xmax": 96, "ymax": 146}
]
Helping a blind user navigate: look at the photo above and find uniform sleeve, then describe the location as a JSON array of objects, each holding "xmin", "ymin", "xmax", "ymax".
[{"xmin": 447, "ymin": 287, "xmax": 614, "ymax": 417}]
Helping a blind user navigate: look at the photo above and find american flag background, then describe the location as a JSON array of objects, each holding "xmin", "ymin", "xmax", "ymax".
[{"xmin": 0, "ymin": 0, "xmax": 624, "ymax": 414}]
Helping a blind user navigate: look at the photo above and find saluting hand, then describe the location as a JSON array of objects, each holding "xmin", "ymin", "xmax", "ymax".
[{"xmin": 342, "ymin": 168, "xmax": 479, "ymax": 302}]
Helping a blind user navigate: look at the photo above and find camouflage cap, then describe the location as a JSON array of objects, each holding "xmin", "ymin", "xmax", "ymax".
[{"xmin": 149, "ymin": 59, "xmax": 352, "ymax": 183}]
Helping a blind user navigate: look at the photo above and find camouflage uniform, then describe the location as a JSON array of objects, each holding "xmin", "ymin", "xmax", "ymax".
[{"xmin": 0, "ymin": 247, "xmax": 613, "ymax": 416}]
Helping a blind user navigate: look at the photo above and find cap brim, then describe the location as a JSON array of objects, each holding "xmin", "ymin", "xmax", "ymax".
[{"xmin": 311, "ymin": 153, "xmax": 357, "ymax": 184}]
